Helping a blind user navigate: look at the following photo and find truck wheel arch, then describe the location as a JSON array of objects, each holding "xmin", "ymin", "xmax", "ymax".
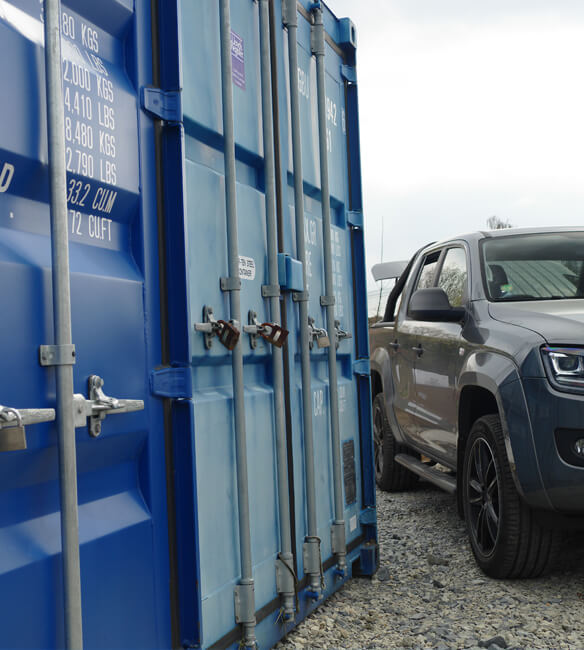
[
  {"xmin": 371, "ymin": 370, "xmax": 383, "ymax": 401},
  {"xmin": 457, "ymin": 361, "xmax": 547, "ymax": 514},
  {"xmin": 456, "ymin": 385, "xmax": 499, "ymax": 517}
]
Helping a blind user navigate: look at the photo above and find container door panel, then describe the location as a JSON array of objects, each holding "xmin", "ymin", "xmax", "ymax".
[
  {"xmin": 167, "ymin": 1, "xmax": 376, "ymax": 646},
  {"xmin": 0, "ymin": 2, "xmax": 171, "ymax": 647},
  {"xmin": 180, "ymin": 3, "xmax": 281, "ymax": 646}
]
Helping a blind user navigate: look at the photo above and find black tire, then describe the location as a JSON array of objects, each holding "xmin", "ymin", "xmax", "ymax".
[
  {"xmin": 372, "ymin": 393, "xmax": 418, "ymax": 492},
  {"xmin": 462, "ymin": 414, "xmax": 560, "ymax": 578}
]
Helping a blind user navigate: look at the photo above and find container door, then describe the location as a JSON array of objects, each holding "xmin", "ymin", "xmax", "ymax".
[
  {"xmin": 160, "ymin": 1, "xmax": 376, "ymax": 647},
  {"xmin": 176, "ymin": 2, "xmax": 284, "ymax": 647},
  {"xmin": 0, "ymin": 2, "xmax": 172, "ymax": 647}
]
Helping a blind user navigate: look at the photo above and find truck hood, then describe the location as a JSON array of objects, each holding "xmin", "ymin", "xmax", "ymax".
[{"xmin": 489, "ymin": 299, "xmax": 584, "ymax": 344}]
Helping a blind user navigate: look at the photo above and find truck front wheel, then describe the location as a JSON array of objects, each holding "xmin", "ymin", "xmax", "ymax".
[{"xmin": 462, "ymin": 414, "xmax": 559, "ymax": 578}]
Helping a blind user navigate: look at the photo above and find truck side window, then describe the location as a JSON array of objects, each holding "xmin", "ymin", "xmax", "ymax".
[
  {"xmin": 414, "ymin": 251, "xmax": 441, "ymax": 291},
  {"xmin": 437, "ymin": 247, "xmax": 468, "ymax": 307},
  {"xmin": 383, "ymin": 243, "xmax": 438, "ymax": 322},
  {"xmin": 383, "ymin": 252, "xmax": 418, "ymax": 321}
]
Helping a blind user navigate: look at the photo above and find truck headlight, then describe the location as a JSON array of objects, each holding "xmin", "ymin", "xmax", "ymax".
[{"xmin": 541, "ymin": 346, "xmax": 584, "ymax": 389}]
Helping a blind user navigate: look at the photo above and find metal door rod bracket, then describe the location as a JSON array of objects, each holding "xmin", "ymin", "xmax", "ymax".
[
  {"xmin": 261, "ymin": 284, "xmax": 280, "ymax": 298},
  {"xmin": 73, "ymin": 375, "xmax": 144, "ymax": 438},
  {"xmin": 303, "ymin": 536, "xmax": 324, "ymax": 598},
  {"xmin": 292, "ymin": 291, "xmax": 309, "ymax": 303},
  {"xmin": 220, "ymin": 276, "xmax": 242, "ymax": 292},
  {"xmin": 39, "ymin": 344, "xmax": 76, "ymax": 366},
  {"xmin": 194, "ymin": 305, "xmax": 240, "ymax": 350},
  {"xmin": 310, "ymin": 4, "xmax": 325, "ymax": 55},
  {"xmin": 282, "ymin": 0, "xmax": 297, "ymax": 27}
]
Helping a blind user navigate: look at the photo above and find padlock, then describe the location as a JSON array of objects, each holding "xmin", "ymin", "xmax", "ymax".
[
  {"xmin": 260, "ymin": 323, "xmax": 289, "ymax": 348},
  {"xmin": 217, "ymin": 320, "xmax": 241, "ymax": 350},
  {"xmin": 316, "ymin": 334, "xmax": 331, "ymax": 349},
  {"xmin": 0, "ymin": 408, "xmax": 27, "ymax": 452}
]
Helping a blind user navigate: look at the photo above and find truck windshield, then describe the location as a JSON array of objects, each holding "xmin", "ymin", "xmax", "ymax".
[{"xmin": 482, "ymin": 232, "xmax": 584, "ymax": 301}]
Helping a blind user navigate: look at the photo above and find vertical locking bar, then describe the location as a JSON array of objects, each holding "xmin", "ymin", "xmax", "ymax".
[
  {"xmin": 218, "ymin": 1, "xmax": 256, "ymax": 646},
  {"xmin": 259, "ymin": 0, "xmax": 295, "ymax": 619},
  {"xmin": 312, "ymin": 5, "xmax": 347, "ymax": 574},
  {"xmin": 43, "ymin": 0, "xmax": 84, "ymax": 647},
  {"xmin": 284, "ymin": 0, "xmax": 322, "ymax": 595}
]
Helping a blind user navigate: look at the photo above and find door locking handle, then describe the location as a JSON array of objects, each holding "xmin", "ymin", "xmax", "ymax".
[
  {"xmin": 73, "ymin": 375, "xmax": 145, "ymax": 438},
  {"xmin": 307, "ymin": 316, "xmax": 330, "ymax": 349},
  {"xmin": 411, "ymin": 345, "xmax": 424, "ymax": 356},
  {"xmin": 388, "ymin": 341, "xmax": 399, "ymax": 351},
  {"xmin": 0, "ymin": 405, "xmax": 56, "ymax": 452},
  {"xmin": 243, "ymin": 310, "xmax": 289, "ymax": 349},
  {"xmin": 194, "ymin": 305, "xmax": 240, "ymax": 350}
]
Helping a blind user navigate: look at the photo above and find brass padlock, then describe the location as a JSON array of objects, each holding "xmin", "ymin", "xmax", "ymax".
[{"xmin": 316, "ymin": 334, "xmax": 331, "ymax": 349}]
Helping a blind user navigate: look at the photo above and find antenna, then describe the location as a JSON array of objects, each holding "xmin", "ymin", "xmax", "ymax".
[{"xmin": 376, "ymin": 216, "xmax": 385, "ymax": 317}]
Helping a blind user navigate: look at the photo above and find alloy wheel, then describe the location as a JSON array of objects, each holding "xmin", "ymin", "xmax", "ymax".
[{"xmin": 466, "ymin": 436, "xmax": 501, "ymax": 557}]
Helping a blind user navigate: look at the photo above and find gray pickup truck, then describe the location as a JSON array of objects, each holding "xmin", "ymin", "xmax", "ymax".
[{"xmin": 369, "ymin": 227, "xmax": 584, "ymax": 578}]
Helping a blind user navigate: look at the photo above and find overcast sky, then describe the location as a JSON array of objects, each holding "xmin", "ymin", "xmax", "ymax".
[{"xmin": 328, "ymin": 1, "xmax": 584, "ymax": 296}]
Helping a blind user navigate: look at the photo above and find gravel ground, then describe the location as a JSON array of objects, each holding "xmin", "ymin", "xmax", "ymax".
[{"xmin": 276, "ymin": 483, "xmax": 584, "ymax": 649}]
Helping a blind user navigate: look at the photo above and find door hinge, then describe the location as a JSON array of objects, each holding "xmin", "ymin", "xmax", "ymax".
[
  {"xmin": 150, "ymin": 366, "xmax": 192, "ymax": 399},
  {"xmin": 346, "ymin": 210, "xmax": 363, "ymax": 229},
  {"xmin": 338, "ymin": 18, "xmax": 357, "ymax": 53},
  {"xmin": 141, "ymin": 87, "xmax": 182, "ymax": 124},
  {"xmin": 359, "ymin": 507, "xmax": 376, "ymax": 526},
  {"xmin": 353, "ymin": 358, "xmax": 370, "ymax": 376},
  {"xmin": 341, "ymin": 64, "xmax": 357, "ymax": 84}
]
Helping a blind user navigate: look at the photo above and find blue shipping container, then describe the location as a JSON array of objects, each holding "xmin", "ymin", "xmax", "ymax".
[{"xmin": 0, "ymin": 0, "xmax": 376, "ymax": 648}]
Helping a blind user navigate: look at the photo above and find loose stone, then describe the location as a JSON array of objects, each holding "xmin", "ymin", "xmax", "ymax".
[{"xmin": 275, "ymin": 486, "xmax": 584, "ymax": 650}]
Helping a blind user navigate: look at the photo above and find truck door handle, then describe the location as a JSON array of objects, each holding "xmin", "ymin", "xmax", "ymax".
[
  {"xmin": 411, "ymin": 345, "xmax": 424, "ymax": 356},
  {"xmin": 388, "ymin": 341, "xmax": 399, "ymax": 351}
]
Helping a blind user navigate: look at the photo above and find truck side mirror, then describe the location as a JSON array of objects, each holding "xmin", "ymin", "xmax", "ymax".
[{"xmin": 408, "ymin": 288, "xmax": 466, "ymax": 322}]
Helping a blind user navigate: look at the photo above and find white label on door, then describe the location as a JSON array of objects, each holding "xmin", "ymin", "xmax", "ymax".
[
  {"xmin": 238, "ymin": 255, "xmax": 256, "ymax": 280},
  {"xmin": 313, "ymin": 389, "xmax": 324, "ymax": 418},
  {"xmin": 349, "ymin": 515, "xmax": 357, "ymax": 532}
]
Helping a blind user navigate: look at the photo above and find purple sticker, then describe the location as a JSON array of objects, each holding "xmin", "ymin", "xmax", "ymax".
[{"xmin": 231, "ymin": 30, "xmax": 245, "ymax": 90}]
